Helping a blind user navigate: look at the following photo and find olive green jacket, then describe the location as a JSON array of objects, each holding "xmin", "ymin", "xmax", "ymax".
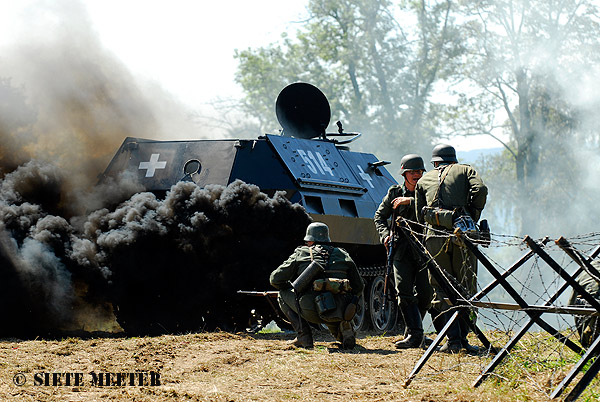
[
  {"xmin": 568, "ymin": 260, "xmax": 600, "ymax": 305},
  {"xmin": 270, "ymin": 244, "xmax": 365, "ymax": 296},
  {"xmin": 374, "ymin": 184, "xmax": 418, "ymax": 243},
  {"xmin": 373, "ymin": 184, "xmax": 422, "ymax": 259},
  {"xmin": 415, "ymin": 163, "xmax": 487, "ymax": 236}
]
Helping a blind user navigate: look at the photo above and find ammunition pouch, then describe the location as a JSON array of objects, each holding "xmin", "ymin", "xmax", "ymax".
[
  {"xmin": 315, "ymin": 292, "xmax": 352, "ymax": 322},
  {"xmin": 313, "ymin": 278, "xmax": 351, "ymax": 294},
  {"xmin": 478, "ymin": 219, "xmax": 491, "ymax": 248},
  {"xmin": 422, "ymin": 206, "xmax": 454, "ymax": 229},
  {"xmin": 315, "ymin": 292, "xmax": 337, "ymax": 315},
  {"xmin": 453, "ymin": 213, "xmax": 477, "ymax": 234},
  {"xmin": 291, "ymin": 260, "xmax": 324, "ymax": 293}
]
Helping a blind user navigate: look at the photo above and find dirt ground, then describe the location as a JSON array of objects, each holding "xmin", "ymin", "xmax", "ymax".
[{"xmin": 0, "ymin": 330, "xmax": 594, "ymax": 402}]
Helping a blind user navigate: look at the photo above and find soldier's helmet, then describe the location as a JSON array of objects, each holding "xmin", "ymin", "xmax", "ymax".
[
  {"xmin": 304, "ymin": 222, "xmax": 331, "ymax": 243},
  {"xmin": 430, "ymin": 144, "xmax": 458, "ymax": 163},
  {"xmin": 399, "ymin": 154, "xmax": 426, "ymax": 175}
]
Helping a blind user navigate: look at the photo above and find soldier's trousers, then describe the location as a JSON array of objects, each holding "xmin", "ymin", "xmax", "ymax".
[
  {"xmin": 277, "ymin": 289, "xmax": 348, "ymax": 340},
  {"xmin": 393, "ymin": 250, "xmax": 433, "ymax": 314},
  {"xmin": 425, "ymin": 235, "xmax": 477, "ymax": 310},
  {"xmin": 278, "ymin": 289, "xmax": 322, "ymax": 324}
]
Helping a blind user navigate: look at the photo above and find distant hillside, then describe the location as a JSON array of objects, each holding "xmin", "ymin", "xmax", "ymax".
[{"xmin": 457, "ymin": 147, "xmax": 503, "ymax": 164}]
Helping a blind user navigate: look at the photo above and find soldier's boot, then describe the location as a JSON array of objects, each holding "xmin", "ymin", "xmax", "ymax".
[
  {"xmin": 343, "ymin": 295, "xmax": 360, "ymax": 321},
  {"xmin": 395, "ymin": 304, "xmax": 424, "ymax": 349},
  {"xmin": 327, "ymin": 323, "xmax": 342, "ymax": 343},
  {"xmin": 438, "ymin": 311, "xmax": 462, "ymax": 353},
  {"xmin": 430, "ymin": 308, "xmax": 445, "ymax": 333},
  {"xmin": 292, "ymin": 331, "xmax": 313, "ymax": 348},
  {"xmin": 458, "ymin": 315, "xmax": 479, "ymax": 354},
  {"xmin": 291, "ymin": 319, "xmax": 313, "ymax": 349},
  {"xmin": 339, "ymin": 321, "xmax": 356, "ymax": 349},
  {"xmin": 281, "ymin": 302, "xmax": 313, "ymax": 348},
  {"xmin": 421, "ymin": 335, "xmax": 434, "ymax": 348}
]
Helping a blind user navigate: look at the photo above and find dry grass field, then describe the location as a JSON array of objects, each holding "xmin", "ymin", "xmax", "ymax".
[{"xmin": 0, "ymin": 330, "xmax": 598, "ymax": 402}]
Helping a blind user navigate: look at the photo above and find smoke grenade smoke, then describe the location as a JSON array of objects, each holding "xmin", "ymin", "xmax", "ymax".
[
  {"xmin": 0, "ymin": 161, "xmax": 115, "ymax": 336},
  {"xmin": 0, "ymin": 160, "xmax": 311, "ymax": 336},
  {"xmin": 86, "ymin": 180, "xmax": 310, "ymax": 334},
  {"xmin": 0, "ymin": 1, "xmax": 312, "ymax": 337},
  {"xmin": 0, "ymin": 0, "xmax": 202, "ymax": 202}
]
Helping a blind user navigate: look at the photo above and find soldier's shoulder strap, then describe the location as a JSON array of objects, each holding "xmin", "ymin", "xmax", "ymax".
[
  {"xmin": 310, "ymin": 244, "xmax": 332, "ymax": 262},
  {"xmin": 433, "ymin": 164, "xmax": 453, "ymax": 208}
]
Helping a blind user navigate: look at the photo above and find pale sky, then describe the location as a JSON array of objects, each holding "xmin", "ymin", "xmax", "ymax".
[
  {"xmin": 0, "ymin": 0, "xmax": 308, "ymax": 108},
  {"xmin": 0, "ymin": 0, "xmax": 499, "ymax": 150},
  {"xmin": 85, "ymin": 0, "xmax": 309, "ymax": 109}
]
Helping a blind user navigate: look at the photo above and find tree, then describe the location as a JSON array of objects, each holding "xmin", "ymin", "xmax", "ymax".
[
  {"xmin": 234, "ymin": 0, "xmax": 466, "ymax": 163},
  {"xmin": 447, "ymin": 0, "xmax": 600, "ymax": 234}
]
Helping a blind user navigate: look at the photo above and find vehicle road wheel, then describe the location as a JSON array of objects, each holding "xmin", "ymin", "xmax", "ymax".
[
  {"xmin": 368, "ymin": 276, "xmax": 398, "ymax": 332},
  {"xmin": 350, "ymin": 294, "xmax": 367, "ymax": 332}
]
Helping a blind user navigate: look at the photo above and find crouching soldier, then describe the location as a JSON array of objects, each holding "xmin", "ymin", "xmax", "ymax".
[{"xmin": 270, "ymin": 222, "xmax": 365, "ymax": 349}]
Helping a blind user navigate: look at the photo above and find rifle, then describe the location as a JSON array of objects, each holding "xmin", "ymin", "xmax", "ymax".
[
  {"xmin": 381, "ymin": 209, "xmax": 398, "ymax": 313},
  {"xmin": 237, "ymin": 290, "xmax": 279, "ymax": 298},
  {"xmin": 236, "ymin": 290, "xmax": 285, "ymax": 323}
]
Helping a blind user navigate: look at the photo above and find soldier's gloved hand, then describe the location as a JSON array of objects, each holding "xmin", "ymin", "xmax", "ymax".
[{"xmin": 392, "ymin": 196, "xmax": 412, "ymax": 209}]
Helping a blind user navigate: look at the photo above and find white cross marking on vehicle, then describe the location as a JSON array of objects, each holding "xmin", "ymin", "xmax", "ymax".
[
  {"xmin": 138, "ymin": 154, "xmax": 167, "ymax": 177},
  {"xmin": 357, "ymin": 165, "xmax": 374, "ymax": 188}
]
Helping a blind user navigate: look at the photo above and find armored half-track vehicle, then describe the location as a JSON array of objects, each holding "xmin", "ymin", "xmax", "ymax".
[{"xmin": 102, "ymin": 83, "xmax": 399, "ymax": 333}]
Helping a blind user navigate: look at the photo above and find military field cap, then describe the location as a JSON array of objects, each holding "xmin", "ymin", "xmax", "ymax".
[
  {"xmin": 304, "ymin": 222, "xmax": 331, "ymax": 243},
  {"xmin": 430, "ymin": 144, "xmax": 457, "ymax": 163},
  {"xmin": 399, "ymin": 154, "xmax": 426, "ymax": 175}
]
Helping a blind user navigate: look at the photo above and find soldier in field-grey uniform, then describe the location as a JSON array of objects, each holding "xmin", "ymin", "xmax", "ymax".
[
  {"xmin": 415, "ymin": 144, "xmax": 488, "ymax": 353},
  {"xmin": 270, "ymin": 222, "xmax": 365, "ymax": 349},
  {"xmin": 568, "ymin": 260, "xmax": 600, "ymax": 348},
  {"xmin": 374, "ymin": 154, "xmax": 434, "ymax": 349}
]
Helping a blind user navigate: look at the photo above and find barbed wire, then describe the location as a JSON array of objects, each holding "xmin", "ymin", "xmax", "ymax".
[{"xmin": 397, "ymin": 217, "xmax": 600, "ymax": 399}]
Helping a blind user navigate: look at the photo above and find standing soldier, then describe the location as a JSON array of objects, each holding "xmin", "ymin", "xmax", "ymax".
[
  {"xmin": 270, "ymin": 222, "xmax": 365, "ymax": 349},
  {"xmin": 415, "ymin": 144, "xmax": 488, "ymax": 353},
  {"xmin": 374, "ymin": 154, "xmax": 434, "ymax": 349},
  {"xmin": 568, "ymin": 260, "xmax": 600, "ymax": 348}
]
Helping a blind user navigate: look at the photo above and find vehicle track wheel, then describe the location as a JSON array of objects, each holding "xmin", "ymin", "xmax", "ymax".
[
  {"xmin": 368, "ymin": 276, "xmax": 397, "ymax": 332},
  {"xmin": 350, "ymin": 294, "xmax": 367, "ymax": 332}
]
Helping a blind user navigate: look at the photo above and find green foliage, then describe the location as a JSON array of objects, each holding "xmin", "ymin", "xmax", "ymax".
[
  {"xmin": 234, "ymin": 0, "xmax": 467, "ymax": 164},
  {"xmin": 447, "ymin": 0, "xmax": 600, "ymax": 234},
  {"xmin": 234, "ymin": 0, "xmax": 600, "ymax": 235},
  {"xmin": 482, "ymin": 331, "xmax": 600, "ymax": 399}
]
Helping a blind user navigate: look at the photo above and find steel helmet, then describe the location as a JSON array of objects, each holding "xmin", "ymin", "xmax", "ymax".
[
  {"xmin": 304, "ymin": 222, "xmax": 331, "ymax": 243},
  {"xmin": 430, "ymin": 144, "xmax": 458, "ymax": 163},
  {"xmin": 399, "ymin": 154, "xmax": 426, "ymax": 175}
]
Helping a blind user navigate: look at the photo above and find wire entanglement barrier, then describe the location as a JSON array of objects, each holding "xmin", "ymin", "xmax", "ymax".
[{"xmin": 400, "ymin": 219, "xmax": 600, "ymax": 401}]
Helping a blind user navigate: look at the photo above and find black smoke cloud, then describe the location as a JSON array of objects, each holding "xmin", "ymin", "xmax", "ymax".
[
  {"xmin": 0, "ymin": 0, "xmax": 204, "ymax": 202},
  {"xmin": 86, "ymin": 179, "xmax": 311, "ymax": 334},
  {"xmin": 0, "ymin": 161, "xmax": 116, "ymax": 336},
  {"xmin": 0, "ymin": 160, "xmax": 311, "ymax": 337},
  {"xmin": 0, "ymin": 1, "xmax": 307, "ymax": 337}
]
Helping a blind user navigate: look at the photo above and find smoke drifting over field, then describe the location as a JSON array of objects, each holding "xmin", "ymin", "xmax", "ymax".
[
  {"xmin": 0, "ymin": 0, "xmax": 202, "ymax": 197},
  {"xmin": 0, "ymin": 161, "xmax": 310, "ymax": 336},
  {"xmin": 0, "ymin": 1, "xmax": 312, "ymax": 337}
]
